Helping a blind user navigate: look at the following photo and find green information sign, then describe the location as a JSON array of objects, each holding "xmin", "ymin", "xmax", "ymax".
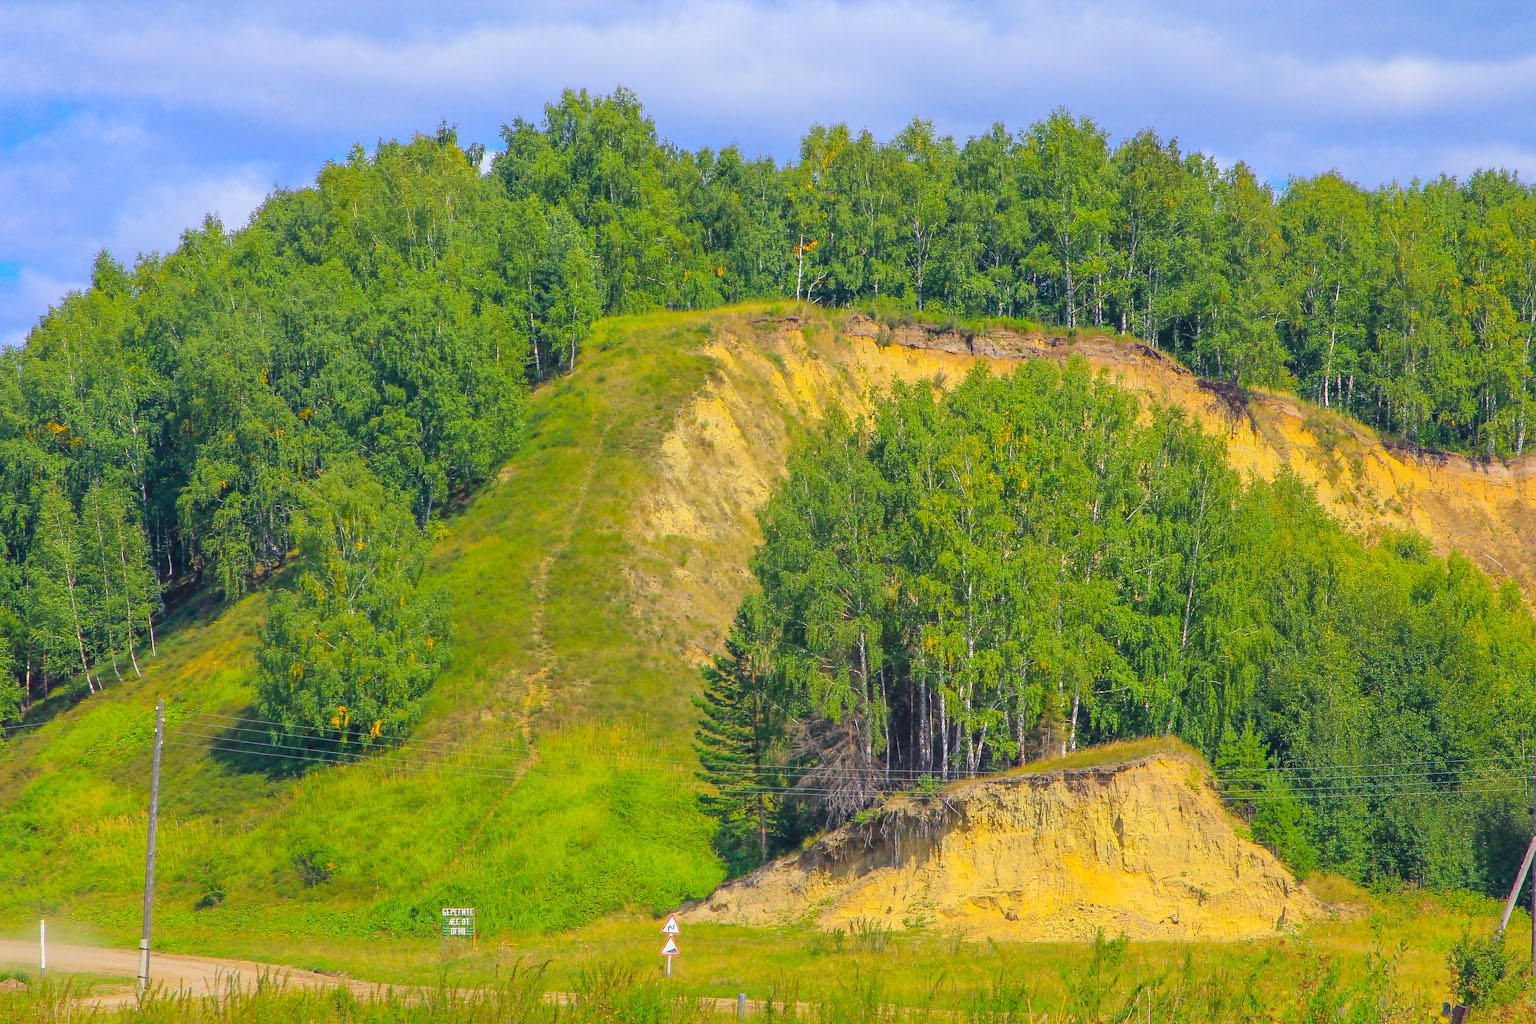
[{"xmin": 441, "ymin": 907, "xmax": 476, "ymax": 938}]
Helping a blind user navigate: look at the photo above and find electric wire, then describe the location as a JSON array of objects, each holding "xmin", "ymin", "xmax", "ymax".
[
  {"xmin": 166, "ymin": 727, "xmax": 899, "ymax": 799},
  {"xmin": 174, "ymin": 708, "xmax": 1536, "ymax": 784},
  {"xmin": 8, "ymin": 704, "xmax": 1536, "ymax": 805},
  {"xmin": 164, "ymin": 736, "xmax": 1536, "ymax": 803},
  {"xmin": 176, "ymin": 710, "xmax": 951, "ymax": 779},
  {"xmin": 161, "ymin": 724, "xmax": 1536, "ymax": 803},
  {"xmin": 173, "ymin": 719, "xmax": 1534, "ymax": 795}
]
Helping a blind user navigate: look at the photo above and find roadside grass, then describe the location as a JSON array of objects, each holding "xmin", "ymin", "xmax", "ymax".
[
  {"xmin": 1, "ymin": 893, "xmax": 1532, "ymax": 1021},
  {"xmin": 419, "ymin": 888, "xmax": 1517, "ymax": 1015},
  {"xmin": 0, "ymin": 965, "xmax": 131, "ymax": 992}
]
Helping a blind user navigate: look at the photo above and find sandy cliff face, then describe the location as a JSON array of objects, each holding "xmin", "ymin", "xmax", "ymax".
[
  {"xmin": 634, "ymin": 314, "xmax": 1536, "ymax": 676},
  {"xmin": 683, "ymin": 752, "xmax": 1320, "ymax": 942}
]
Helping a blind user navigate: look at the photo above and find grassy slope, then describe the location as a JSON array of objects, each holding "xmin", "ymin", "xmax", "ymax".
[{"xmin": 0, "ymin": 306, "xmax": 758, "ymax": 950}]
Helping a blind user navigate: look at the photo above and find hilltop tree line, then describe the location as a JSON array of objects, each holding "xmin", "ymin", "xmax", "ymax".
[
  {"xmin": 492, "ymin": 89, "xmax": 1536, "ymax": 456},
  {"xmin": 696, "ymin": 363, "xmax": 1536, "ymax": 891},
  {"xmin": 3, "ymin": 87, "xmax": 1535, "ymax": 738}
]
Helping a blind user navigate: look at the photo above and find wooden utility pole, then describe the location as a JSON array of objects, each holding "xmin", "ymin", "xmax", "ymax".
[
  {"xmin": 1497, "ymin": 747, "xmax": 1536, "ymax": 943},
  {"xmin": 1497, "ymin": 837, "xmax": 1535, "ymax": 936},
  {"xmin": 137, "ymin": 700, "xmax": 164, "ymax": 1001}
]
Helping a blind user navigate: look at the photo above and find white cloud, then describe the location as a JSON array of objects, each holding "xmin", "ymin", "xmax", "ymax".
[
  {"xmin": 0, "ymin": 107, "xmax": 276, "ymax": 338},
  {"xmin": 0, "ymin": 268, "xmax": 86, "ymax": 348},
  {"xmin": 110, "ymin": 169, "xmax": 272, "ymax": 261}
]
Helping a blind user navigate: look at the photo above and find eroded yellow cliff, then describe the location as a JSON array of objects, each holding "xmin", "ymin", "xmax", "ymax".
[
  {"xmin": 631, "ymin": 312, "xmax": 1536, "ymax": 676},
  {"xmin": 683, "ymin": 751, "xmax": 1319, "ymax": 942}
]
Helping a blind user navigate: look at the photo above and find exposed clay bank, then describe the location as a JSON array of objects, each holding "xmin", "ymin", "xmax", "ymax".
[{"xmin": 684, "ymin": 752, "xmax": 1320, "ymax": 942}]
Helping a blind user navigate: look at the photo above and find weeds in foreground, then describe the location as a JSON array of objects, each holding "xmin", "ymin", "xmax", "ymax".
[{"xmin": 1, "ymin": 937, "xmax": 1526, "ymax": 1024}]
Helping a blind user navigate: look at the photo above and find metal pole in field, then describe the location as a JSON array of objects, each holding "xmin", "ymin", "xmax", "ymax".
[
  {"xmin": 137, "ymin": 700, "xmax": 165, "ymax": 1001},
  {"xmin": 39, "ymin": 920, "xmax": 44, "ymax": 980}
]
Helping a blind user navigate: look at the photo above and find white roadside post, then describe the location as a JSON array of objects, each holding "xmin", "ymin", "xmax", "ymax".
[
  {"xmin": 661, "ymin": 914, "xmax": 681, "ymax": 977},
  {"xmin": 39, "ymin": 920, "xmax": 45, "ymax": 980}
]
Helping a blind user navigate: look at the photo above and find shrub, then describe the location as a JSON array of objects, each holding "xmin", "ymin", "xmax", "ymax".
[{"xmin": 1448, "ymin": 930, "xmax": 1511, "ymax": 1007}]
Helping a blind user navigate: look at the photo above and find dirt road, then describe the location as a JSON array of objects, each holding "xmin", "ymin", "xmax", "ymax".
[
  {"xmin": 0, "ymin": 939, "xmax": 780, "ymax": 1014},
  {"xmin": 0, "ymin": 938, "xmax": 375, "ymax": 1007}
]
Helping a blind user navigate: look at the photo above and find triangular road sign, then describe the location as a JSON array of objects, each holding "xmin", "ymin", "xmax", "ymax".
[
  {"xmin": 661, "ymin": 914, "xmax": 681, "ymax": 935},
  {"xmin": 661, "ymin": 936, "xmax": 680, "ymax": 956}
]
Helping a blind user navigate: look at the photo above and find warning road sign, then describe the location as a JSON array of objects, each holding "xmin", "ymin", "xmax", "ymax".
[
  {"xmin": 661, "ymin": 936, "xmax": 680, "ymax": 956},
  {"xmin": 661, "ymin": 914, "xmax": 681, "ymax": 935}
]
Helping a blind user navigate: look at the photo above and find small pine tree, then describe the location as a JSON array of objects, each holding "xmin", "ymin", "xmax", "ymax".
[
  {"xmin": 1217, "ymin": 722, "xmax": 1318, "ymax": 876},
  {"xmin": 694, "ymin": 597, "xmax": 789, "ymax": 873}
]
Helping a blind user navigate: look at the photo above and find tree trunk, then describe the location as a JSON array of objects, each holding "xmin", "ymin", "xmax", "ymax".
[
  {"xmin": 1181, "ymin": 467, "xmax": 1209, "ymax": 652},
  {"xmin": 939, "ymin": 690, "xmax": 949, "ymax": 781},
  {"xmin": 1068, "ymin": 690, "xmax": 1080, "ymax": 753},
  {"xmin": 50, "ymin": 508, "xmax": 96, "ymax": 693},
  {"xmin": 794, "ymin": 235, "xmax": 806, "ymax": 302}
]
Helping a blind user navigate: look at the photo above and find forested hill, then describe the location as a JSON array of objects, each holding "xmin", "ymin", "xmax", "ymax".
[
  {"xmin": 1, "ymin": 89, "xmax": 1536, "ymax": 939},
  {"xmin": 4, "ymin": 91, "xmax": 1536, "ymax": 723}
]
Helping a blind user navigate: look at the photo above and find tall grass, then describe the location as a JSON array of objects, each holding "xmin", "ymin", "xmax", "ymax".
[{"xmin": 2, "ymin": 939, "xmax": 1510, "ymax": 1023}]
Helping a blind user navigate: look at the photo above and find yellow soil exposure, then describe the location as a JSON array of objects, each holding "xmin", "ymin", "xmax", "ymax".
[
  {"xmin": 683, "ymin": 752, "xmax": 1321, "ymax": 942},
  {"xmin": 636, "ymin": 313, "xmax": 1536, "ymax": 668}
]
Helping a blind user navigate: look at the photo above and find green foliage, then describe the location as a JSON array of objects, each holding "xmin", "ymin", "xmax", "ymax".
[
  {"xmin": 1448, "ymin": 930, "xmax": 1514, "ymax": 1007},
  {"xmin": 10, "ymin": 86, "xmax": 1536, "ymax": 724},
  {"xmin": 1217, "ymin": 724, "xmax": 1318, "ymax": 877},
  {"xmin": 0, "ymin": 308, "xmax": 724, "ymax": 947},
  {"xmin": 729, "ymin": 362, "xmax": 1536, "ymax": 890},
  {"xmin": 255, "ymin": 459, "xmax": 450, "ymax": 751},
  {"xmin": 693, "ymin": 597, "xmax": 798, "ymax": 873},
  {"xmin": 0, "ymin": 635, "xmax": 16, "ymax": 724},
  {"xmin": 0, "ymin": 129, "xmax": 529, "ymax": 716}
]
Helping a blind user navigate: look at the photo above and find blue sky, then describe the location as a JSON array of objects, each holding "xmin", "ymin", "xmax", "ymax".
[{"xmin": 3, "ymin": 0, "xmax": 1535, "ymax": 345}]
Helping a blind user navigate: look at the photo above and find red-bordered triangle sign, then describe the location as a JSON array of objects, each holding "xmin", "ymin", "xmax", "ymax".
[
  {"xmin": 661, "ymin": 914, "xmax": 681, "ymax": 935},
  {"xmin": 661, "ymin": 936, "xmax": 680, "ymax": 956}
]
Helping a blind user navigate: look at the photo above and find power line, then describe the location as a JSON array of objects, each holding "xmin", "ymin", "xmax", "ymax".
[
  {"xmin": 1218, "ymin": 767, "xmax": 1533, "ymax": 792},
  {"xmin": 9, "ymin": 703, "xmax": 1536, "ymax": 805},
  {"xmin": 176, "ymin": 712, "xmax": 942, "ymax": 780},
  {"xmin": 1213, "ymin": 751, "xmax": 1531, "ymax": 778},
  {"xmin": 161, "ymin": 738, "xmax": 887, "ymax": 801},
  {"xmin": 176, "ymin": 710, "xmax": 948, "ymax": 779},
  {"xmin": 177, "ymin": 709, "xmax": 1536, "ymax": 785},
  {"xmin": 164, "ymin": 725, "xmax": 1536, "ymax": 805},
  {"xmin": 167, "ymin": 727, "xmax": 885, "ymax": 799}
]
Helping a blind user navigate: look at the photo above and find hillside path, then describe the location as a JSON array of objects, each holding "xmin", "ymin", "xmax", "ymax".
[{"xmin": 0, "ymin": 938, "xmax": 381, "ymax": 1007}]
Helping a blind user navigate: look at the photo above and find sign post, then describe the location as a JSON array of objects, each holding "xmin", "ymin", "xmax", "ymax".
[
  {"xmin": 137, "ymin": 699, "xmax": 165, "ymax": 1001},
  {"xmin": 441, "ymin": 907, "xmax": 477, "ymax": 950},
  {"xmin": 39, "ymin": 920, "xmax": 45, "ymax": 980},
  {"xmin": 661, "ymin": 914, "xmax": 681, "ymax": 977}
]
